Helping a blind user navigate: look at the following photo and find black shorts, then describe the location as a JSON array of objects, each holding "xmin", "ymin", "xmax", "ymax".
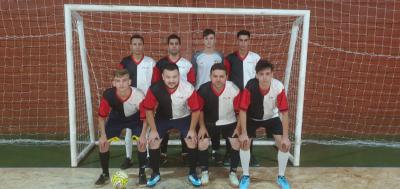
[
  {"xmin": 155, "ymin": 116, "xmax": 191, "ymax": 139},
  {"xmin": 206, "ymin": 122, "xmax": 237, "ymax": 139},
  {"xmin": 246, "ymin": 117, "xmax": 283, "ymax": 138},
  {"xmin": 105, "ymin": 117, "xmax": 143, "ymax": 139}
]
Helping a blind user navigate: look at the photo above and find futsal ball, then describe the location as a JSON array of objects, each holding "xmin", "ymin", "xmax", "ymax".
[{"xmin": 111, "ymin": 170, "xmax": 129, "ymax": 189}]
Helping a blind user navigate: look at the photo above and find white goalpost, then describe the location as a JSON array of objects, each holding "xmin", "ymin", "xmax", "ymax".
[{"xmin": 64, "ymin": 4, "xmax": 310, "ymax": 167}]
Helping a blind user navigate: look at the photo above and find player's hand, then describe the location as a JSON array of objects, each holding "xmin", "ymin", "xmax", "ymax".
[
  {"xmin": 197, "ymin": 127, "xmax": 209, "ymax": 140},
  {"xmin": 232, "ymin": 127, "xmax": 240, "ymax": 138},
  {"xmin": 238, "ymin": 133, "xmax": 249, "ymax": 149},
  {"xmin": 138, "ymin": 132, "xmax": 147, "ymax": 150},
  {"xmin": 186, "ymin": 129, "xmax": 197, "ymax": 144},
  {"xmin": 148, "ymin": 130, "xmax": 160, "ymax": 144},
  {"xmin": 99, "ymin": 135, "xmax": 108, "ymax": 149},
  {"xmin": 281, "ymin": 136, "xmax": 291, "ymax": 152}
]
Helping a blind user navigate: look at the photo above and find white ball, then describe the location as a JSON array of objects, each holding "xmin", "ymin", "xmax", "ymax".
[{"xmin": 111, "ymin": 170, "xmax": 129, "ymax": 189}]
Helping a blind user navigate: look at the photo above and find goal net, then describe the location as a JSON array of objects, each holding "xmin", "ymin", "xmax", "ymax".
[{"xmin": 65, "ymin": 5, "xmax": 309, "ymax": 167}]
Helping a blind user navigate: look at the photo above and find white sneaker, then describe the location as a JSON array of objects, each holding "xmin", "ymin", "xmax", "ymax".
[
  {"xmin": 201, "ymin": 171, "xmax": 209, "ymax": 185},
  {"xmin": 229, "ymin": 172, "xmax": 239, "ymax": 187}
]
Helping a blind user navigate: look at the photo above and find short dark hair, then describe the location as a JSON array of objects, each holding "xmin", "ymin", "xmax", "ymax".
[
  {"xmin": 167, "ymin": 34, "xmax": 181, "ymax": 44},
  {"xmin": 163, "ymin": 63, "xmax": 180, "ymax": 73},
  {"xmin": 114, "ymin": 69, "xmax": 130, "ymax": 78},
  {"xmin": 130, "ymin": 34, "xmax": 144, "ymax": 44},
  {"xmin": 210, "ymin": 63, "xmax": 227, "ymax": 75},
  {"xmin": 203, "ymin": 28, "xmax": 215, "ymax": 37},
  {"xmin": 255, "ymin": 59, "xmax": 274, "ymax": 73},
  {"xmin": 237, "ymin": 30, "xmax": 250, "ymax": 38}
]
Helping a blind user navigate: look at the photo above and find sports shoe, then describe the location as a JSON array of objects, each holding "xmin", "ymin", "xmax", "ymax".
[
  {"xmin": 239, "ymin": 175, "xmax": 250, "ymax": 189},
  {"xmin": 250, "ymin": 155, "xmax": 260, "ymax": 167},
  {"xmin": 120, "ymin": 158, "xmax": 133, "ymax": 170},
  {"xmin": 229, "ymin": 172, "xmax": 239, "ymax": 187},
  {"xmin": 138, "ymin": 173, "xmax": 147, "ymax": 186},
  {"xmin": 200, "ymin": 171, "xmax": 209, "ymax": 185},
  {"xmin": 147, "ymin": 173, "xmax": 161, "ymax": 187},
  {"xmin": 160, "ymin": 153, "xmax": 168, "ymax": 165},
  {"xmin": 94, "ymin": 173, "xmax": 110, "ymax": 187},
  {"xmin": 188, "ymin": 174, "xmax": 201, "ymax": 187},
  {"xmin": 277, "ymin": 175, "xmax": 291, "ymax": 189}
]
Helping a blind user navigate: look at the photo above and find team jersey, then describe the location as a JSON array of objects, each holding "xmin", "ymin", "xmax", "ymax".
[
  {"xmin": 224, "ymin": 51, "xmax": 261, "ymax": 90},
  {"xmin": 151, "ymin": 56, "xmax": 196, "ymax": 85},
  {"xmin": 98, "ymin": 87, "xmax": 146, "ymax": 120},
  {"xmin": 143, "ymin": 79, "xmax": 200, "ymax": 120},
  {"xmin": 239, "ymin": 78, "xmax": 288, "ymax": 121},
  {"xmin": 192, "ymin": 50, "xmax": 224, "ymax": 89},
  {"xmin": 198, "ymin": 81, "xmax": 241, "ymax": 126},
  {"xmin": 118, "ymin": 55, "xmax": 156, "ymax": 93}
]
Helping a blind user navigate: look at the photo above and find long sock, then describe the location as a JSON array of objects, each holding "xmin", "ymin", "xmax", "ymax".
[
  {"xmin": 99, "ymin": 151, "xmax": 110, "ymax": 176},
  {"xmin": 240, "ymin": 149, "xmax": 250, "ymax": 176},
  {"xmin": 160, "ymin": 134, "xmax": 169, "ymax": 154},
  {"xmin": 187, "ymin": 148, "xmax": 197, "ymax": 175},
  {"xmin": 198, "ymin": 149, "xmax": 208, "ymax": 171},
  {"xmin": 225, "ymin": 138, "xmax": 231, "ymax": 154},
  {"xmin": 149, "ymin": 149, "xmax": 160, "ymax": 175},
  {"xmin": 125, "ymin": 128, "xmax": 132, "ymax": 159},
  {"xmin": 230, "ymin": 149, "xmax": 240, "ymax": 173},
  {"xmin": 181, "ymin": 138, "xmax": 188, "ymax": 154},
  {"xmin": 278, "ymin": 150, "xmax": 289, "ymax": 176},
  {"xmin": 138, "ymin": 151, "xmax": 147, "ymax": 174}
]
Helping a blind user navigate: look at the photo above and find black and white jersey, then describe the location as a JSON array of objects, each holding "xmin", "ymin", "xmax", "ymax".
[
  {"xmin": 224, "ymin": 51, "xmax": 261, "ymax": 90},
  {"xmin": 192, "ymin": 50, "xmax": 224, "ymax": 89},
  {"xmin": 98, "ymin": 87, "xmax": 145, "ymax": 120},
  {"xmin": 119, "ymin": 55, "xmax": 156, "ymax": 93},
  {"xmin": 143, "ymin": 80, "xmax": 200, "ymax": 120},
  {"xmin": 152, "ymin": 56, "xmax": 196, "ymax": 85},
  {"xmin": 240, "ymin": 78, "xmax": 288, "ymax": 121},
  {"xmin": 198, "ymin": 81, "xmax": 241, "ymax": 126}
]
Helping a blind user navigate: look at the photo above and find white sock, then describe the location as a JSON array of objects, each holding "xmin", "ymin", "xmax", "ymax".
[
  {"xmin": 278, "ymin": 150, "xmax": 289, "ymax": 176},
  {"xmin": 125, "ymin": 128, "xmax": 132, "ymax": 159},
  {"xmin": 240, "ymin": 149, "xmax": 251, "ymax": 176}
]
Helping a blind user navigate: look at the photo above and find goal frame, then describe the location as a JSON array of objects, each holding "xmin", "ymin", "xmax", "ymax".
[{"xmin": 64, "ymin": 4, "xmax": 310, "ymax": 167}]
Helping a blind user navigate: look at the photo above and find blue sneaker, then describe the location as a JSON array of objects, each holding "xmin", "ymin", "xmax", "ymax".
[
  {"xmin": 277, "ymin": 176, "xmax": 291, "ymax": 189},
  {"xmin": 146, "ymin": 174, "xmax": 161, "ymax": 187},
  {"xmin": 239, "ymin": 175, "xmax": 250, "ymax": 189},
  {"xmin": 188, "ymin": 174, "xmax": 201, "ymax": 187}
]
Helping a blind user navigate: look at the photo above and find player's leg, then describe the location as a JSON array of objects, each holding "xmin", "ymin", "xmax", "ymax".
[
  {"xmin": 146, "ymin": 119, "xmax": 167, "ymax": 187},
  {"xmin": 239, "ymin": 119, "xmax": 257, "ymax": 189},
  {"xmin": 269, "ymin": 118, "xmax": 291, "ymax": 189},
  {"xmin": 198, "ymin": 128, "xmax": 210, "ymax": 185},
  {"xmin": 160, "ymin": 131, "xmax": 169, "ymax": 165},
  {"xmin": 222, "ymin": 123, "xmax": 240, "ymax": 187},
  {"xmin": 120, "ymin": 128, "xmax": 133, "ymax": 169},
  {"xmin": 210, "ymin": 128, "xmax": 222, "ymax": 165},
  {"xmin": 223, "ymin": 137, "xmax": 231, "ymax": 166},
  {"xmin": 95, "ymin": 121, "xmax": 119, "ymax": 186},
  {"xmin": 132, "ymin": 122, "xmax": 148, "ymax": 186}
]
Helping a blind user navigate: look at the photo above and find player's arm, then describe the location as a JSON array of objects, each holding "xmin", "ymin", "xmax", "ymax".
[
  {"xmin": 238, "ymin": 88, "xmax": 251, "ymax": 147},
  {"xmin": 98, "ymin": 97, "xmax": 110, "ymax": 147},
  {"xmin": 197, "ymin": 94, "xmax": 208, "ymax": 139},
  {"xmin": 277, "ymin": 89, "xmax": 290, "ymax": 151},
  {"xmin": 142, "ymin": 89, "xmax": 159, "ymax": 143},
  {"xmin": 187, "ymin": 91, "xmax": 200, "ymax": 142}
]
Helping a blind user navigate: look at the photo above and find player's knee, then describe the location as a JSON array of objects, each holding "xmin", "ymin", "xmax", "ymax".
[
  {"xmin": 229, "ymin": 139, "xmax": 240, "ymax": 150},
  {"xmin": 137, "ymin": 144, "xmax": 146, "ymax": 152},
  {"xmin": 149, "ymin": 140, "xmax": 160, "ymax": 149},
  {"xmin": 198, "ymin": 139, "xmax": 209, "ymax": 151},
  {"xmin": 185, "ymin": 140, "xmax": 197, "ymax": 149}
]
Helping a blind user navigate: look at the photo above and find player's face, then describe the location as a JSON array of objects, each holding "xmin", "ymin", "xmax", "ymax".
[
  {"xmin": 204, "ymin": 34, "xmax": 215, "ymax": 49},
  {"xmin": 256, "ymin": 68, "xmax": 273, "ymax": 85},
  {"xmin": 237, "ymin": 35, "xmax": 250, "ymax": 52},
  {"xmin": 113, "ymin": 74, "xmax": 131, "ymax": 92},
  {"xmin": 131, "ymin": 38, "xmax": 144, "ymax": 55},
  {"xmin": 168, "ymin": 39, "xmax": 180, "ymax": 56},
  {"xmin": 210, "ymin": 69, "xmax": 227, "ymax": 89},
  {"xmin": 162, "ymin": 69, "xmax": 180, "ymax": 89}
]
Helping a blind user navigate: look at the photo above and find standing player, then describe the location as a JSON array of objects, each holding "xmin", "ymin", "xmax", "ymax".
[
  {"xmin": 238, "ymin": 60, "xmax": 291, "ymax": 189},
  {"xmin": 224, "ymin": 30, "xmax": 261, "ymax": 167},
  {"xmin": 144, "ymin": 63, "xmax": 201, "ymax": 187},
  {"xmin": 152, "ymin": 34, "xmax": 195, "ymax": 164},
  {"xmin": 94, "ymin": 69, "xmax": 148, "ymax": 187},
  {"xmin": 197, "ymin": 63, "xmax": 242, "ymax": 187},
  {"xmin": 118, "ymin": 34, "xmax": 155, "ymax": 169},
  {"xmin": 192, "ymin": 28, "xmax": 228, "ymax": 165}
]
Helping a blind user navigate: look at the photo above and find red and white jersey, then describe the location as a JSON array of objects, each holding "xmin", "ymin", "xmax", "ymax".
[
  {"xmin": 143, "ymin": 79, "xmax": 200, "ymax": 120},
  {"xmin": 198, "ymin": 81, "xmax": 241, "ymax": 126},
  {"xmin": 118, "ymin": 55, "xmax": 156, "ymax": 93},
  {"xmin": 98, "ymin": 87, "xmax": 145, "ymax": 120},
  {"xmin": 152, "ymin": 56, "xmax": 196, "ymax": 85},
  {"xmin": 240, "ymin": 78, "xmax": 288, "ymax": 121},
  {"xmin": 224, "ymin": 51, "xmax": 261, "ymax": 90}
]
